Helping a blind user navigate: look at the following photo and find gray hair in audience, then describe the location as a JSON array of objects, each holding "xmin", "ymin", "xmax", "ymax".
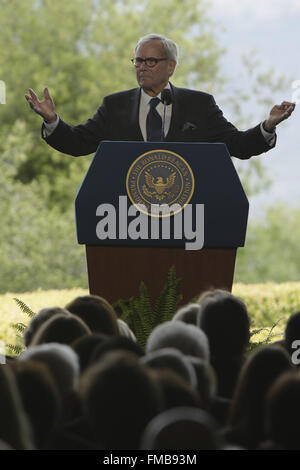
[
  {"xmin": 172, "ymin": 303, "xmax": 201, "ymax": 326},
  {"xmin": 142, "ymin": 348, "xmax": 197, "ymax": 389},
  {"xmin": 117, "ymin": 319, "xmax": 137, "ymax": 342},
  {"xmin": 188, "ymin": 357, "xmax": 217, "ymax": 409},
  {"xmin": 146, "ymin": 321, "xmax": 209, "ymax": 361},
  {"xmin": 19, "ymin": 343, "xmax": 80, "ymax": 394},
  {"xmin": 140, "ymin": 407, "xmax": 221, "ymax": 450}
]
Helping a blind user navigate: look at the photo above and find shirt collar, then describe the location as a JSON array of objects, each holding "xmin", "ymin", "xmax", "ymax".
[{"xmin": 140, "ymin": 82, "xmax": 171, "ymax": 105}]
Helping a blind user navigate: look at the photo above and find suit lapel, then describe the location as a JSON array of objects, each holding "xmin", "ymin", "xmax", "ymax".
[
  {"xmin": 127, "ymin": 87, "xmax": 143, "ymax": 141},
  {"xmin": 125, "ymin": 84, "xmax": 182, "ymax": 142},
  {"xmin": 165, "ymin": 83, "xmax": 183, "ymax": 141}
]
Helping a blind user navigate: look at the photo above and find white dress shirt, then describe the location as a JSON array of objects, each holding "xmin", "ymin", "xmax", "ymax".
[{"xmin": 139, "ymin": 83, "xmax": 172, "ymax": 140}]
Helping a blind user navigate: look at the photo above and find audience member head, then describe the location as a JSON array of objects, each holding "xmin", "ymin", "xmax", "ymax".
[
  {"xmin": 265, "ymin": 371, "xmax": 300, "ymax": 449},
  {"xmin": 188, "ymin": 357, "xmax": 217, "ymax": 410},
  {"xmin": 153, "ymin": 368, "xmax": 201, "ymax": 410},
  {"xmin": 146, "ymin": 321, "xmax": 209, "ymax": 361},
  {"xmin": 284, "ymin": 310, "xmax": 300, "ymax": 358},
  {"xmin": 90, "ymin": 336, "xmax": 144, "ymax": 365},
  {"xmin": 142, "ymin": 348, "xmax": 197, "ymax": 389},
  {"xmin": 172, "ymin": 303, "xmax": 200, "ymax": 326},
  {"xmin": 20, "ymin": 343, "xmax": 80, "ymax": 398},
  {"xmin": 140, "ymin": 407, "xmax": 221, "ymax": 450},
  {"xmin": 71, "ymin": 334, "xmax": 108, "ymax": 372},
  {"xmin": 226, "ymin": 345, "xmax": 292, "ymax": 449},
  {"xmin": 23, "ymin": 307, "xmax": 71, "ymax": 347},
  {"xmin": 0, "ymin": 365, "xmax": 34, "ymax": 449},
  {"xmin": 198, "ymin": 291, "xmax": 250, "ymax": 359},
  {"xmin": 10, "ymin": 360, "xmax": 60, "ymax": 449},
  {"xmin": 80, "ymin": 351, "xmax": 162, "ymax": 449},
  {"xmin": 197, "ymin": 288, "xmax": 228, "ymax": 305},
  {"xmin": 117, "ymin": 318, "xmax": 137, "ymax": 341},
  {"xmin": 65, "ymin": 295, "xmax": 119, "ymax": 336},
  {"xmin": 29, "ymin": 313, "xmax": 91, "ymax": 347}
]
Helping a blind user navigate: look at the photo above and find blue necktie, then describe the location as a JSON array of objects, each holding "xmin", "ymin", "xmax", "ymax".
[{"xmin": 146, "ymin": 97, "xmax": 162, "ymax": 141}]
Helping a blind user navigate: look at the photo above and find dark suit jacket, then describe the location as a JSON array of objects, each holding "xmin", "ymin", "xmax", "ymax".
[{"xmin": 43, "ymin": 83, "xmax": 276, "ymax": 159}]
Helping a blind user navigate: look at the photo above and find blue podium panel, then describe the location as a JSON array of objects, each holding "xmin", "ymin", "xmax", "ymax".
[{"xmin": 75, "ymin": 142, "xmax": 248, "ymax": 248}]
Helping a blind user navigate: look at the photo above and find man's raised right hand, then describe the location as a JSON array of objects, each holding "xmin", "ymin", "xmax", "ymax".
[{"xmin": 25, "ymin": 87, "xmax": 57, "ymax": 123}]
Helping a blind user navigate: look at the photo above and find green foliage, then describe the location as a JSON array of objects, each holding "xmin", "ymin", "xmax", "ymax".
[
  {"xmin": 114, "ymin": 266, "xmax": 183, "ymax": 348},
  {"xmin": 153, "ymin": 266, "xmax": 183, "ymax": 324},
  {"xmin": 6, "ymin": 298, "xmax": 37, "ymax": 356},
  {"xmin": 13, "ymin": 298, "xmax": 36, "ymax": 319},
  {"xmin": 0, "ymin": 0, "xmax": 223, "ymax": 207},
  {"xmin": 0, "ymin": 0, "xmax": 294, "ymax": 292},
  {"xmin": 247, "ymin": 318, "xmax": 284, "ymax": 355},
  {"xmin": 218, "ymin": 51, "xmax": 290, "ymax": 197},
  {"xmin": 235, "ymin": 204, "xmax": 300, "ymax": 283},
  {"xmin": 0, "ymin": 120, "xmax": 88, "ymax": 293},
  {"xmin": 6, "ymin": 280, "xmax": 296, "ymax": 356},
  {"xmin": 6, "ymin": 342, "xmax": 24, "ymax": 356},
  {"xmin": 8, "ymin": 268, "xmax": 182, "ymax": 353},
  {"xmin": 232, "ymin": 282, "xmax": 300, "ymax": 331}
]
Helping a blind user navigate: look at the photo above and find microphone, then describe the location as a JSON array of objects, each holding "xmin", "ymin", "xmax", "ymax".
[
  {"xmin": 161, "ymin": 89, "xmax": 172, "ymax": 140},
  {"xmin": 161, "ymin": 89, "xmax": 172, "ymax": 106}
]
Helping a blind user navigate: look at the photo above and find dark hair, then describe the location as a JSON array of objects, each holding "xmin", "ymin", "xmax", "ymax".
[
  {"xmin": 0, "ymin": 365, "xmax": 34, "ymax": 449},
  {"xmin": 80, "ymin": 351, "xmax": 162, "ymax": 449},
  {"xmin": 90, "ymin": 336, "xmax": 144, "ymax": 365},
  {"xmin": 153, "ymin": 369, "xmax": 201, "ymax": 410},
  {"xmin": 65, "ymin": 295, "xmax": 119, "ymax": 336},
  {"xmin": 284, "ymin": 310, "xmax": 300, "ymax": 358},
  {"xmin": 23, "ymin": 307, "xmax": 71, "ymax": 347},
  {"xmin": 198, "ymin": 292, "xmax": 250, "ymax": 358},
  {"xmin": 30, "ymin": 313, "xmax": 91, "ymax": 346},
  {"xmin": 266, "ymin": 371, "xmax": 300, "ymax": 449},
  {"xmin": 226, "ymin": 345, "xmax": 292, "ymax": 449},
  {"xmin": 188, "ymin": 357, "xmax": 217, "ymax": 410},
  {"xmin": 71, "ymin": 334, "xmax": 108, "ymax": 372},
  {"xmin": 172, "ymin": 303, "xmax": 200, "ymax": 326},
  {"xmin": 10, "ymin": 360, "xmax": 60, "ymax": 449}
]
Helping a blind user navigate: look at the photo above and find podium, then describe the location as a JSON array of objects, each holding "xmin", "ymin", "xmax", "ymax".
[{"xmin": 75, "ymin": 142, "xmax": 248, "ymax": 304}]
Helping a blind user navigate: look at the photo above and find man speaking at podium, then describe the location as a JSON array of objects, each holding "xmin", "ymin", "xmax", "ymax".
[{"xmin": 25, "ymin": 34, "xmax": 295, "ymax": 158}]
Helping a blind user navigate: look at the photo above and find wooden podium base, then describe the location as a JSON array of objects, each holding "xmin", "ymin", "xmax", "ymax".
[{"xmin": 86, "ymin": 246, "xmax": 237, "ymax": 305}]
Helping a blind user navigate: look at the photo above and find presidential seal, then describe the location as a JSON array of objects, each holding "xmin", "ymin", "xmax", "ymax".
[{"xmin": 126, "ymin": 149, "xmax": 195, "ymax": 217}]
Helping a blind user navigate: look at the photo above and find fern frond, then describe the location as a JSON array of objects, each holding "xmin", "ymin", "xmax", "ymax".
[
  {"xmin": 11, "ymin": 322, "xmax": 27, "ymax": 333},
  {"xmin": 13, "ymin": 298, "xmax": 36, "ymax": 318},
  {"xmin": 6, "ymin": 343, "xmax": 24, "ymax": 355},
  {"xmin": 114, "ymin": 266, "xmax": 182, "ymax": 349},
  {"xmin": 154, "ymin": 266, "xmax": 182, "ymax": 324},
  {"xmin": 265, "ymin": 318, "xmax": 283, "ymax": 343}
]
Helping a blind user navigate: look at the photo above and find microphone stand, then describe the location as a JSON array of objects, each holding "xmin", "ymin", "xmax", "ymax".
[
  {"xmin": 161, "ymin": 101, "xmax": 167, "ymax": 141},
  {"xmin": 160, "ymin": 89, "xmax": 172, "ymax": 141}
]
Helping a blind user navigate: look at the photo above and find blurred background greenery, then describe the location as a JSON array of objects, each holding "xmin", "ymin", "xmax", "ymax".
[{"xmin": 0, "ymin": 0, "xmax": 298, "ymax": 294}]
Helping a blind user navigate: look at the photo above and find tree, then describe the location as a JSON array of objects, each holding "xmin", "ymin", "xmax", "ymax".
[
  {"xmin": 0, "ymin": 119, "xmax": 87, "ymax": 293},
  {"xmin": 235, "ymin": 203, "xmax": 300, "ymax": 283},
  {"xmin": 0, "ymin": 0, "xmax": 292, "ymax": 292},
  {"xmin": 0, "ymin": 0, "xmax": 223, "ymax": 209}
]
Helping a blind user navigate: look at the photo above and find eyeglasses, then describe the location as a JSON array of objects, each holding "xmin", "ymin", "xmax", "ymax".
[{"xmin": 131, "ymin": 57, "xmax": 168, "ymax": 68}]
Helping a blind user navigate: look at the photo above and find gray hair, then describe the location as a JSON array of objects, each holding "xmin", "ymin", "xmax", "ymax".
[
  {"xmin": 142, "ymin": 347, "xmax": 198, "ymax": 389},
  {"xmin": 20, "ymin": 342, "xmax": 80, "ymax": 394},
  {"xmin": 146, "ymin": 321, "xmax": 210, "ymax": 361},
  {"xmin": 172, "ymin": 303, "xmax": 201, "ymax": 326},
  {"xmin": 135, "ymin": 34, "xmax": 179, "ymax": 62},
  {"xmin": 117, "ymin": 318, "xmax": 137, "ymax": 342}
]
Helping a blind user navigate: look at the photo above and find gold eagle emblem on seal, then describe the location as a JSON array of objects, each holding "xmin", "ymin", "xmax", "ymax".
[
  {"xmin": 126, "ymin": 149, "xmax": 194, "ymax": 217},
  {"xmin": 143, "ymin": 171, "xmax": 176, "ymax": 200}
]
